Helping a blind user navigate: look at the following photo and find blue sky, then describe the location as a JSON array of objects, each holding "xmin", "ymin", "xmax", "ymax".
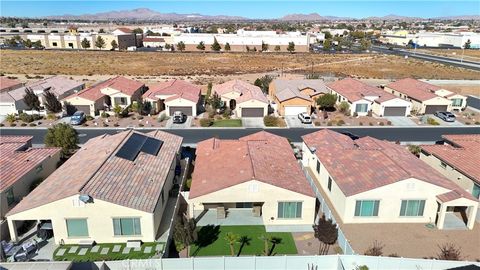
[{"xmin": 1, "ymin": 1, "xmax": 479, "ymax": 19}]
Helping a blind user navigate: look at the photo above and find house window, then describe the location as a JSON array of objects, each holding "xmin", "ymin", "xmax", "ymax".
[
  {"xmin": 328, "ymin": 177, "xmax": 332, "ymax": 192},
  {"xmin": 338, "ymin": 95, "xmax": 342, "ymax": 102},
  {"xmin": 66, "ymin": 219, "xmax": 89, "ymax": 237},
  {"xmin": 440, "ymin": 161, "xmax": 447, "ymax": 169},
  {"xmin": 354, "ymin": 200, "xmax": 379, "ymax": 217},
  {"xmin": 6, "ymin": 188, "xmax": 15, "ymax": 206},
  {"xmin": 113, "ymin": 218, "xmax": 141, "ymax": 236},
  {"xmin": 355, "ymin": 104, "xmax": 368, "ymax": 113},
  {"xmin": 52, "ymin": 42, "xmax": 57, "ymax": 46},
  {"xmin": 473, "ymin": 184, "xmax": 480, "ymax": 199},
  {"xmin": 451, "ymin": 99, "xmax": 463, "ymax": 107},
  {"xmin": 114, "ymin": 97, "xmax": 128, "ymax": 106},
  {"xmin": 36, "ymin": 165, "xmax": 43, "ymax": 173},
  {"xmin": 277, "ymin": 202, "xmax": 302, "ymax": 219},
  {"xmin": 316, "ymin": 161, "xmax": 321, "ymax": 174},
  {"xmin": 400, "ymin": 200, "xmax": 425, "ymax": 216}
]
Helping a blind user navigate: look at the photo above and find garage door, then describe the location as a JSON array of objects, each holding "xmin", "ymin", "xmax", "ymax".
[
  {"xmin": 169, "ymin": 106, "xmax": 192, "ymax": 116},
  {"xmin": 425, "ymin": 105, "xmax": 448, "ymax": 114},
  {"xmin": 0, "ymin": 104, "xmax": 16, "ymax": 115},
  {"xmin": 73, "ymin": 105, "xmax": 91, "ymax": 114},
  {"xmin": 383, "ymin": 106, "xmax": 407, "ymax": 116},
  {"xmin": 284, "ymin": 106, "xmax": 308, "ymax": 116},
  {"xmin": 242, "ymin": 108, "xmax": 264, "ymax": 117}
]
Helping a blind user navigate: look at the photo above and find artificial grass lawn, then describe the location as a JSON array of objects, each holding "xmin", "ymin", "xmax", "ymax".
[
  {"xmin": 190, "ymin": 225, "xmax": 297, "ymax": 257},
  {"xmin": 211, "ymin": 119, "xmax": 242, "ymax": 127},
  {"xmin": 53, "ymin": 242, "xmax": 159, "ymax": 262}
]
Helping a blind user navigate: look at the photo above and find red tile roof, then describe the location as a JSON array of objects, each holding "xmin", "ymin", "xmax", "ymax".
[
  {"xmin": 437, "ymin": 189, "xmax": 468, "ymax": 203},
  {"xmin": 189, "ymin": 131, "xmax": 314, "ymax": 199},
  {"xmin": 386, "ymin": 78, "xmax": 441, "ymax": 102},
  {"xmin": 115, "ymin": 27, "xmax": 133, "ymax": 33},
  {"xmin": 143, "ymin": 79, "xmax": 201, "ymax": 103},
  {"xmin": 0, "ymin": 77, "xmax": 23, "ymax": 92},
  {"xmin": 0, "ymin": 136, "xmax": 60, "ymax": 192},
  {"xmin": 143, "ymin": 37, "xmax": 165, "ymax": 42},
  {"xmin": 327, "ymin": 78, "xmax": 396, "ymax": 103},
  {"xmin": 213, "ymin": 80, "xmax": 268, "ymax": 104},
  {"xmin": 302, "ymin": 130, "xmax": 476, "ymax": 200},
  {"xmin": 421, "ymin": 134, "xmax": 480, "ymax": 184},
  {"xmin": 7, "ymin": 130, "xmax": 182, "ymax": 216},
  {"xmin": 65, "ymin": 76, "xmax": 143, "ymax": 102}
]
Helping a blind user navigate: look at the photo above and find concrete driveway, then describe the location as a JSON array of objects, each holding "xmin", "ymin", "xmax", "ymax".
[
  {"xmin": 285, "ymin": 115, "xmax": 313, "ymax": 128},
  {"xmin": 432, "ymin": 115, "xmax": 464, "ymax": 126},
  {"xmin": 385, "ymin": 116, "xmax": 417, "ymax": 126},
  {"xmin": 242, "ymin": 117, "xmax": 264, "ymax": 128},
  {"xmin": 166, "ymin": 116, "xmax": 192, "ymax": 129}
]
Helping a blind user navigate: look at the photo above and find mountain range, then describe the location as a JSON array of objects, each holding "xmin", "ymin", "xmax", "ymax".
[{"xmin": 42, "ymin": 8, "xmax": 480, "ymax": 21}]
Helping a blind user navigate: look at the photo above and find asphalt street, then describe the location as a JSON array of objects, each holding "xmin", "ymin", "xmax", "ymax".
[{"xmin": 1, "ymin": 126, "xmax": 480, "ymax": 145}]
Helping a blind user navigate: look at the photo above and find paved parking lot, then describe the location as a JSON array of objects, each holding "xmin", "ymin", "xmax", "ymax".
[
  {"xmin": 166, "ymin": 116, "xmax": 192, "ymax": 129},
  {"xmin": 285, "ymin": 115, "xmax": 313, "ymax": 128},
  {"xmin": 385, "ymin": 116, "xmax": 417, "ymax": 126},
  {"xmin": 242, "ymin": 117, "xmax": 264, "ymax": 128}
]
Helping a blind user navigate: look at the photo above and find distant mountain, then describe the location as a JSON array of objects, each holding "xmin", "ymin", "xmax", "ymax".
[
  {"xmin": 433, "ymin": 15, "xmax": 480, "ymax": 20},
  {"xmin": 365, "ymin": 14, "xmax": 422, "ymax": 21},
  {"xmin": 45, "ymin": 8, "xmax": 247, "ymax": 21},
  {"xmin": 280, "ymin": 13, "xmax": 352, "ymax": 21}
]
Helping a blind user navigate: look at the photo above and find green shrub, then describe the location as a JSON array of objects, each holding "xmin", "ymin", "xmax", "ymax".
[
  {"xmin": 314, "ymin": 121, "xmax": 321, "ymax": 126},
  {"xmin": 47, "ymin": 113, "xmax": 57, "ymax": 120},
  {"xmin": 200, "ymin": 118, "xmax": 213, "ymax": 127},
  {"xmin": 263, "ymin": 115, "xmax": 279, "ymax": 127},
  {"xmin": 465, "ymin": 122, "xmax": 471, "ymax": 125},
  {"xmin": 137, "ymin": 115, "xmax": 144, "ymax": 120},
  {"xmin": 387, "ymin": 121, "xmax": 392, "ymax": 126},
  {"xmin": 327, "ymin": 121, "xmax": 334, "ymax": 126},
  {"xmin": 359, "ymin": 122, "xmax": 363, "ymax": 126},
  {"xmin": 86, "ymin": 115, "xmax": 94, "ymax": 121},
  {"xmin": 101, "ymin": 112, "xmax": 109, "ymax": 118},
  {"xmin": 338, "ymin": 102, "xmax": 350, "ymax": 114},
  {"xmin": 185, "ymin": 178, "xmax": 192, "ymax": 191},
  {"xmin": 427, "ymin": 117, "xmax": 440, "ymax": 125},
  {"xmin": 20, "ymin": 123, "xmax": 27, "ymax": 127},
  {"xmin": 29, "ymin": 123, "xmax": 36, "ymax": 127},
  {"xmin": 336, "ymin": 120, "xmax": 345, "ymax": 126},
  {"xmin": 223, "ymin": 108, "xmax": 231, "ymax": 119},
  {"xmin": 19, "ymin": 113, "xmax": 34, "ymax": 123},
  {"xmin": 10, "ymin": 123, "xmax": 16, "ymax": 127},
  {"xmin": 138, "ymin": 123, "xmax": 144, "ymax": 127},
  {"xmin": 369, "ymin": 122, "xmax": 373, "ymax": 126},
  {"xmin": 33, "ymin": 114, "xmax": 43, "ymax": 121},
  {"xmin": 379, "ymin": 122, "xmax": 385, "ymax": 126},
  {"xmin": 475, "ymin": 121, "xmax": 480, "ymax": 125}
]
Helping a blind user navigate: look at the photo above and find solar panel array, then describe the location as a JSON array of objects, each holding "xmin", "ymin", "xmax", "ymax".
[{"xmin": 115, "ymin": 133, "xmax": 163, "ymax": 161}]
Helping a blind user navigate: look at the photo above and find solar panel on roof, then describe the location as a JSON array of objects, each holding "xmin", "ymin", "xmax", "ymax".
[
  {"xmin": 115, "ymin": 133, "xmax": 148, "ymax": 161},
  {"xmin": 141, "ymin": 137, "xmax": 163, "ymax": 156}
]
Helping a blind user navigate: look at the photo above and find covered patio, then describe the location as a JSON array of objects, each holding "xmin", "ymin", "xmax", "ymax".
[
  {"xmin": 436, "ymin": 191, "xmax": 478, "ymax": 230},
  {"xmin": 194, "ymin": 208, "xmax": 264, "ymax": 226}
]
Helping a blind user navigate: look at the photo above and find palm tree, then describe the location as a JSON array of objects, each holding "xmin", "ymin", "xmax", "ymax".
[
  {"xmin": 6, "ymin": 114, "xmax": 16, "ymax": 124},
  {"xmin": 259, "ymin": 234, "xmax": 270, "ymax": 256},
  {"xmin": 268, "ymin": 237, "xmax": 282, "ymax": 256},
  {"xmin": 113, "ymin": 104, "xmax": 122, "ymax": 119},
  {"xmin": 224, "ymin": 232, "xmax": 239, "ymax": 256}
]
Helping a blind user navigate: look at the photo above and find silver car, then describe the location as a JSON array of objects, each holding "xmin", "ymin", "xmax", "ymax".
[{"xmin": 434, "ymin": 111, "xmax": 456, "ymax": 122}]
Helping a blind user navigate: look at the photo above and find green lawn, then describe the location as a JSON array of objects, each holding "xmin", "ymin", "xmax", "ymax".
[
  {"xmin": 211, "ymin": 119, "xmax": 242, "ymax": 127},
  {"xmin": 190, "ymin": 225, "xmax": 297, "ymax": 257},
  {"xmin": 53, "ymin": 242, "xmax": 161, "ymax": 262}
]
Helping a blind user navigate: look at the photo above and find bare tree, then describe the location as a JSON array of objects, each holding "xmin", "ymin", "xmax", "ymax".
[
  {"xmin": 437, "ymin": 243, "xmax": 462, "ymax": 261},
  {"xmin": 364, "ymin": 240, "xmax": 384, "ymax": 256}
]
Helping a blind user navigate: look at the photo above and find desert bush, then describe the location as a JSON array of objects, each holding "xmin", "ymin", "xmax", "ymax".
[
  {"xmin": 387, "ymin": 121, "xmax": 392, "ymax": 125},
  {"xmin": 475, "ymin": 121, "xmax": 480, "ymax": 125},
  {"xmin": 379, "ymin": 122, "xmax": 385, "ymax": 126},
  {"xmin": 47, "ymin": 113, "xmax": 57, "ymax": 120},
  {"xmin": 364, "ymin": 240, "xmax": 384, "ymax": 256},
  {"xmin": 101, "ymin": 112, "xmax": 109, "ymax": 118},
  {"xmin": 138, "ymin": 123, "xmax": 144, "ymax": 127},
  {"xmin": 223, "ymin": 108, "xmax": 231, "ymax": 119},
  {"xmin": 359, "ymin": 122, "xmax": 363, "ymax": 126},
  {"xmin": 437, "ymin": 243, "xmax": 462, "ymax": 261},
  {"xmin": 86, "ymin": 115, "xmax": 94, "ymax": 121},
  {"xmin": 10, "ymin": 123, "xmax": 16, "ymax": 127},
  {"xmin": 369, "ymin": 122, "xmax": 373, "ymax": 126},
  {"xmin": 327, "ymin": 120, "xmax": 334, "ymax": 126},
  {"xmin": 263, "ymin": 115, "xmax": 279, "ymax": 127},
  {"xmin": 314, "ymin": 120, "xmax": 321, "ymax": 126},
  {"xmin": 20, "ymin": 123, "xmax": 27, "ymax": 127},
  {"xmin": 19, "ymin": 113, "xmax": 34, "ymax": 123},
  {"xmin": 338, "ymin": 102, "xmax": 350, "ymax": 114},
  {"xmin": 336, "ymin": 120, "xmax": 345, "ymax": 126},
  {"xmin": 29, "ymin": 123, "xmax": 36, "ymax": 127},
  {"xmin": 465, "ymin": 122, "xmax": 471, "ymax": 125},
  {"xmin": 427, "ymin": 117, "xmax": 440, "ymax": 125},
  {"xmin": 200, "ymin": 118, "xmax": 213, "ymax": 127}
]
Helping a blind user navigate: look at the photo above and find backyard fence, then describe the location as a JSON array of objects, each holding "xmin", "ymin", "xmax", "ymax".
[{"xmin": 301, "ymin": 165, "xmax": 356, "ymax": 255}]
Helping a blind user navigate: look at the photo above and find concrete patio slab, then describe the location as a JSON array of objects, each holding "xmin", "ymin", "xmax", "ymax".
[
  {"xmin": 78, "ymin": 248, "xmax": 88, "ymax": 256},
  {"xmin": 68, "ymin": 246, "xmax": 78, "ymax": 254},
  {"xmin": 386, "ymin": 116, "xmax": 417, "ymax": 126},
  {"xmin": 122, "ymin": 247, "xmax": 131, "ymax": 254},
  {"xmin": 144, "ymin": 246, "xmax": 153, "ymax": 253},
  {"xmin": 196, "ymin": 208, "xmax": 263, "ymax": 226},
  {"xmin": 285, "ymin": 115, "xmax": 313, "ymax": 128},
  {"xmin": 90, "ymin": 246, "xmax": 100, "ymax": 253},
  {"xmin": 100, "ymin": 248, "xmax": 109, "ymax": 255},
  {"xmin": 56, "ymin": 248, "xmax": 66, "ymax": 256},
  {"xmin": 242, "ymin": 117, "xmax": 265, "ymax": 128},
  {"xmin": 112, "ymin": 245, "xmax": 121, "ymax": 252},
  {"xmin": 155, "ymin": 244, "xmax": 164, "ymax": 252}
]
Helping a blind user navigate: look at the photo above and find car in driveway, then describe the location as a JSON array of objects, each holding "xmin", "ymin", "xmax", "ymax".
[
  {"xmin": 434, "ymin": 111, "xmax": 456, "ymax": 122},
  {"xmin": 298, "ymin": 113, "xmax": 312, "ymax": 124},
  {"xmin": 172, "ymin": 111, "xmax": 186, "ymax": 124},
  {"xmin": 70, "ymin": 111, "xmax": 85, "ymax": 125}
]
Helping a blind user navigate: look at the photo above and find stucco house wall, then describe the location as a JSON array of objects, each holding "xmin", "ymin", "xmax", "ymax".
[
  {"xmin": 236, "ymin": 99, "xmax": 268, "ymax": 117},
  {"xmin": 63, "ymin": 96, "xmax": 98, "ymax": 116},
  {"xmin": 371, "ymin": 98, "xmax": 412, "ymax": 117},
  {"xmin": 164, "ymin": 98, "xmax": 197, "ymax": 116}
]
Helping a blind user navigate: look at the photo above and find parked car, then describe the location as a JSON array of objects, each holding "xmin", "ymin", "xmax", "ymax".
[
  {"xmin": 172, "ymin": 111, "xmax": 186, "ymax": 124},
  {"xmin": 70, "ymin": 111, "xmax": 85, "ymax": 125},
  {"xmin": 298, "ymin": 112, "xmax": 312, "ymax": 124},
  {"xmin": 434, "ymin": 111, "xmax": 456, "ymax": 122}
]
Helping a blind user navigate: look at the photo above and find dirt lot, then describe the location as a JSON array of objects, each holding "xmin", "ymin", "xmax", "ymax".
[
  {"xmin": 1, "ymin": 50, "xmax": 479, "ymax": 80},
  {"xmin": 416, "ymin": 48, "xmax": 480, "ymax": 62}
]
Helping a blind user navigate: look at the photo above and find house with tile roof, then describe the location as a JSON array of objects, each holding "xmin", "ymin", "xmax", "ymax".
[
  {"xmin": 421, "ymin": 135, "xmax": 480, "ymax": 212},
  {"xmin": 327, "ymin": 78, "xmax": 412, "ymax": 117},
  {"xmin": 269, "ymin": 79, "xmax": 328, "ymax": 116},
  {"xmin": 0, "ymin": 77, "xmax": 24, "ymax": 115},
  {"xmin": 0, "ymin": 76, "xmax": 84, "ymax": 116},
  {"xmin": 301, "ymin": 129, "xmax": 478, "ymax": 230},
  {"xmin": 6, "ymin": 130, "xmax": 183, "ymax": 244},
  {"xmin": 63, "ymin": 76, "xmax": 144, "ymax": 116},
  {"xmin": 384, "ymin": 78, "xmax": 466, "ymax": 114},
  {"xmin": 213, "ymin": 80, "xmax": 268, "ymax": 117},
  {"xmin": 0, "ymin": 136, "xmax": 61, "ymax": 240},
  {"xmin": 185, "ymin": 131, "xmax": 315, "ymax": 232},
  {"xmin": 143, "ymin": 79, "xmax": 201, "ymax": 116},
  {"xmin": 0, "ymin": 77, "xmax": 23, "ymax": 93}
]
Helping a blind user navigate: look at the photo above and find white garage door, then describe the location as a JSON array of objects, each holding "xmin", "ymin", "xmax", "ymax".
[{"xmin": 284, "ymin": 106, "xmax": 308, "ymax": 116}]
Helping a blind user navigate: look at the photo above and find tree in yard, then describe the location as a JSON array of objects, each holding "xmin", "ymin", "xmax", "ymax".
[
  {"xmin": 211, "ymin": 37, "xmax": 221, "ymax": 51},
  {"xmin": 23, "ymin": 88, "xmax": 41, "ymax": 113},
  {"xmin": 287, "ymin": 42, "xmax": 295, "ymax": 53},
  {"xmin": 338, "ymin": 101, "xmax": 350, "ymax": 115},
  {"xmin": 464, "ymin": 39, "xmax": 471, "ymax": 49},
  {"xmin": 364, "ymin": 240, "xmax": 384, "ymax": 256},
  {"xmin": 360, "ymin": 38, "xmax": 371, "ymax": 51},
  {"xmin": 224, "ymin": 232, "xmax": 240, "ymax": 256},
  {"xmin": 224, "ymin": 42, "xmax": 231, "ymax": 51},
  {"xmin": 324, "ymin": 31, "xmax": 332, "ymax": 39},
  {"xmin": 6, "ymin": 114, "xmax": 16, "ymax": 124},
  {"xmin": 437, "ymin": 243, "xmax": 462, "ymax": 261},
  {"xmin": 142, "ymin": 101, "xmax": 152, "ymax": 115},
  {"xmin": 164, "ymin": 43, "xmax": 171, "ymax": 50},
  {"xmin": 196, "ymin": 41, "xmax": 205, "ymax": 51},
  {"xmin": 110, "ymin": 40, "xmax": 118, "ymax": 50},
  {"xmin": 259, "ymin": 235, "xmax": 270, "ymax": 256},
  {"xmin": 44, "ymin": 123, "xmax": 79, "ymax": 157},
  {"xmin": 323, "ymin": 39, "xmax": 332, "ymax": 51},
  {"xmin": 44, "ymin": 90, "xmax": 62, "ymax": 113},
  {"xmin": 254, "ymin": 75, "xmax": 274, "ymax": 94},
  {"xmin": 208, "ymin": 93, "xmax": 222, "ymax": 110},
  {"xmin": 98, "ymin": 28, "xmax": 105, "ymax": 33},
  {"xmin": 316, "ymin": 93, "xmax": 337, "ymax": 110},
  {"xmin": 261, "ymin": 41, "xmax": 269, "ymax": 52},
  {"xmin": 133, "ymin": 28, "xmax": 143, "ymax": 34},
  {"xmin": 24, "ymin": 39, "xmax": 33, "ymax": 48},
  {"xmin": 313, "ymin": 214, "xmax": 338, "ymax": 255},
  {"xmin": 33, "ymin": 40, "xmax": 43, "ymax": 48},
  {"xmin": 177, "ymin": 41, "xmax": 186, "ymax": 52},
  {"xmin": 205, "ymin": 82, "xmax": 212, "ymax": 105},
  {"xmin": 113, "ymin": 104, "xmax": 123, "ymax": 118},
  {"xmin": 173, "ymin": 214, "xmax": 197, "ymax": 257},
  {"xmin": 95, "ymin": 36, "xmax": 106, "ymax": 49},
  {"xmin": 81, "ymin": 38, "xmax": 90, "ymax": 49},
  {"xmin": 274, "ymin": 45, "xmax": 281, "ymax": 52}
]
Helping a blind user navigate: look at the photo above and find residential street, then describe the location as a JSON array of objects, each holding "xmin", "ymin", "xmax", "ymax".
[{"xmin": 1, "ymin": 126, "xmax": 479, "ymax": 144}]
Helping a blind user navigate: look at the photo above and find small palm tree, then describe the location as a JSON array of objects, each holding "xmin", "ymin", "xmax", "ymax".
[
  {"xmin": 259, "ymin": 234, "xmax": 270, "ymax": 256},
  {"xmin": 224, "ymin": 232, "xmax": 239, "ymax": 256},
  {"xmin": 113, "ymin": 104, "xmax": 122, "ymax": 119},
  {"xmin": 6, "ymin": 114, "xmax": 16, "ymax": 124}
]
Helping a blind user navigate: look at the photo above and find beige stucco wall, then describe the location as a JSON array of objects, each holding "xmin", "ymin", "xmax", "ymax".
[
  {"xmin": 371, "ymin": 98, "xmax": 412, "ymax": 117},
  {"xmin": 236, "ymin": 99, "xmax": 268, "ymax": 117},
  {"xmin": 420, "ymin": 152, "xmax": 478, "ymax": 198},
  {"xmin": 384, "ymin": 87, "xmax": 452, "ymax": 114},
  {"xmin": 275, "ymin": 97, "xmax": 311, "ymax": 116},
  {"xmin": 446, "ymin": 94, "xmax": 468, "ymax": 111},
  {"xmin": 63, "ymin": 96, "xmax": 97, "ymax": 116},
  {"xmin": 165, "ymin": 98, "xmax": 197, "ymax": 116},
  {"xmin": 188, "ymin": 180, "xmax": 315, "ymax": 227}
]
